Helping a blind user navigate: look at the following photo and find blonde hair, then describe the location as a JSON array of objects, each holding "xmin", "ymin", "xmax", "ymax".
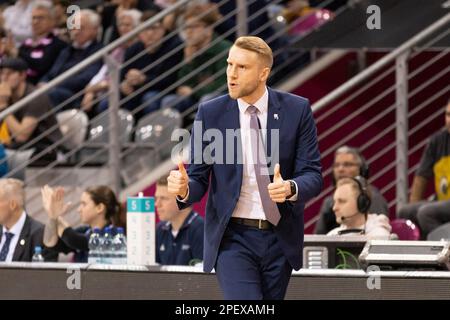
[
  {"xmin": 336, "ymin": 177, "xmax": 360, "ymax": 195},
  {"xmin": 336, "ymin": 177, "xmax": 372, "ymax": 200},
  {"xmin": 0, "ymin": 178, "xmax": 25, "ymax": 208},
  {"xmin": 233, "ymin": 36, "xmax": 273, "ymax": 69}
]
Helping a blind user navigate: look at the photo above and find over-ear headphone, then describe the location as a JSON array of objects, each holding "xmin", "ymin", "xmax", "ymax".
[
  {"xmin": 351, "ymin": 176, "xmax": 371, "ymax": 214},
  {"xmin": 357, "ymin": 152, "xmax": 370, "ymax": 180}
]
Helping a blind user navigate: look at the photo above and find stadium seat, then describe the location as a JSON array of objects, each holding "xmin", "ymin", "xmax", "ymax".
[
  {"xmin": 80, "ymin": 109, "xmax": 134, "ymax": 165},
  {"xmin": 390, "ymin": 219, "xmax": 421, "ymax": 241},
  {"xmin": 56, "ymin": 109, "xmax": 89, "ymax": 150},
  {"xmin": 5, "ymin": 148, "xmax": 35, "ymax": 181}
]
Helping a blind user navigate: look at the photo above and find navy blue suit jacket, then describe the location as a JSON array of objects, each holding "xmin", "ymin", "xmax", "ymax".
[{"xmin": 178, "ymin": 88, "xmax": 322, "ymax": 272}]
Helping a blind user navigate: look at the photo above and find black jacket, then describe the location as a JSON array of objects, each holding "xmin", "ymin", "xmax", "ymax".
[{"xmin": 0, "ymin": 214, "xmax": 57, "ymax": 262}]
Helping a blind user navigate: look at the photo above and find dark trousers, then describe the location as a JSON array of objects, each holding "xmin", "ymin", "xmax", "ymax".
[
  {"xmin": 398, "ymin": 200, "xmax": 450, "ymax": 238},
  {"xmin": 48, "ymin": 86, "xmax": 76, "ymax": 110},
  {"xmin": 215, "ymin": 222, "xmax": 292, "ymax": 300}
]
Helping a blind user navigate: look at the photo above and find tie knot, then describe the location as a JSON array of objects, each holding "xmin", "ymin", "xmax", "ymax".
[
  {"xmin": 247, "ymin": 105, "xmax": 258, "ymax": 115},
  {"xmin": 5, "ymin": 232, "xmax": 14, "ymax": 240}
]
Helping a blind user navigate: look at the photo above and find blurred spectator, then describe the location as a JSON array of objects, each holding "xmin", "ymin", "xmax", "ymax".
[
  {"xmin": 100, "ymin": 0, "xmax": 159, "ymax": 44},
  {"xmin": 0, "ymin": 27, "xmax": 17, "ymax": 61},
  {"xmin": 0, "ymin": 143, "xmax": 7, "ymax": 177},
  {"xmin": 0, "ymin": 57, "xmax": 62, "ymax": 163},
  {"xmin": 282, "ymin": 0, "xmax": 317, "ymax": 24},
  {"xmin": 398, "ymin": 100, "xmax": 450, "ymax": 238},
  {"xmin": 42, "ymin": 184, "xmax": 123, "ymax": 262},
  {"xmin": 39, "ymin": 9, "xmax": 103, "ymax": 109},
  {"xmin": 155, "ymin": 175, "xmax": 203, "ymax": 266},
  {"xmin": 314, "ymin": 146, "xmax": 389, "ymax": 234},
  {"xmin": 327, "ymin": 177, "xmax": 391, "ymax": 239},
  {"xmin": 18, "ymin": 0, "xmax": 68, "ymax": 85},
  {"xmin": 81, "ymin": 8, "xmax": 141, "ymax": 115},
  {"xmin": 160, "ymin": 3, "xmax": 230, "ymax": 117},
  {"xmin": 0, "ymin": 178, "xmax": 57, "ymax": 262},
  {"xmin": 52, "ymin": 0, "xmax": 70, "ymax": 42},
  {"xmin": 2, "ymin": 0, "xmax": 35, "ymax": 46},
  {"xmin": 159, "ymin": 0, "xmax": 208, "ymax": 32},
  {"xmin": 282, "ymin": 0, "xmax": 334, "ymax": 37},
  {"xmin": 97, "ymin": 10, "xmax": 183, "ymax": 119}
]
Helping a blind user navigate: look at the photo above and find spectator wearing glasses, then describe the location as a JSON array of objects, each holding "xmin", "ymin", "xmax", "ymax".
[
  {"xmin": 314, "ymin": 146, "xmax": 389, "ymax": 234},
  {"xmin": 81, "ymin": 9, "xmax": 141, "ymax": 116},
  {"xmin": 18, "ymin": 0, "xmax": 68, "ymax": 85},
  {"xmin": 97, "ymin": 10, "xmax": 183, "ymax": 119},
  {"xmin": 159, "ymin": 3, "xmax": 231, "ymax": 119},
  {"xmin": 39, "ymin": 9, "xmax": 103, "ymax": 110}
]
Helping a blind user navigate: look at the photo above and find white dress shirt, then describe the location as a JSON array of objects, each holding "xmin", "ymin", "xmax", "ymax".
[
  {"xmin": 232, "ymin": 88, "xmax": 270, "ymax": 220},
  {"xmin": 232, "ymin": 88, "xmax": 297, "ymax": 220},
  {"xmin": 0, "ymin": 211, "xmax": 27, "ymax": 262}
]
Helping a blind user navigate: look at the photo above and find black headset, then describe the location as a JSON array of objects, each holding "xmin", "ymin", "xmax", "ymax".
[
  {"xmin": 357, "ymin": 152, "xmax": 370, "ymax": 180},
  {"xmin": 351, "ymin": 176, "xmax": 371, "ymax": 214}
]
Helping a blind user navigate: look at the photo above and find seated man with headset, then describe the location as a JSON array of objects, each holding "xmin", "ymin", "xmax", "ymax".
[
  {"xmin": 327, "ymin": 176, "xmax": 391, "ymax": 239},
  {"xmin": 315, "ymin": 146, "xmax": 389, "ymax": 234}
]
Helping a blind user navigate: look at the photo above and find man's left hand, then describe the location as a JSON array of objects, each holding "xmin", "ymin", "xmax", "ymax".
[{"xmin": 268, "ymin": 163, "xmax": 291, "ymax": 203}]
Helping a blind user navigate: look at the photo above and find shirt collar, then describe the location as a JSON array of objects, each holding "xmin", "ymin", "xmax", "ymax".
[
  {"xmin": 2, "ymin": 211, "xmax": 26, "ymax": 237},
  {"xmin": 237, "ymin": 87, "xmax": 268, "ymax": 115},
  {"xmin": 161, "ymin": 211, "xmax": 197, "ymax": 231},
  {"xmin": 72, "ymin": 40, "xmax": 93, "ymax": 50}
]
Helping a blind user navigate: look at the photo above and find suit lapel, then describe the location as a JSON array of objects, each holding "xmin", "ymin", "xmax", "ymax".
[
  {"xmin": 224, "ymin": 98, "xmax": 243, "ymax": 185},
  {"xmin": 266, "ymin": 88, "xmax": 283, "ymax": 172},
  {"xmin": 13, "ymin": 215, "xmax": 30, "ymax": 261}
]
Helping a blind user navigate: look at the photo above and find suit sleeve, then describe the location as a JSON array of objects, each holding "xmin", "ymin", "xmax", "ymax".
[
  {"xmin": 177, "ymin": 105, "xmax": 213, "ymax": 209},
  {"xmin": 190, "ymin": 219, "xmax": 204, "ymax": 262},
  {"xmin": 291, "ymin": 99, "xmax": 323, "ymax": 204}
]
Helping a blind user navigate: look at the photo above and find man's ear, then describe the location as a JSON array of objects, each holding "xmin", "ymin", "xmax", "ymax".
[
  {"xmin": 260, "ymin": 67, "xmax": 271, "ymax": 83},
  {"xmin": 8, "ymin": 199, "xmax": 17, "ymax": 211}
]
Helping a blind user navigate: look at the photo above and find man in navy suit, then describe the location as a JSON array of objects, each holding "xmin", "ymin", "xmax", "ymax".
[{"xmin": 168, "ymin": 36, "xmax": 322, "ymax": 299}]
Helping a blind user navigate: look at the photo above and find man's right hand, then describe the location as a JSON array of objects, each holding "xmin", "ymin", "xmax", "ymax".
[{"xmin": 167, "ymin": 162, "xmax": 189, "ymax": 199}]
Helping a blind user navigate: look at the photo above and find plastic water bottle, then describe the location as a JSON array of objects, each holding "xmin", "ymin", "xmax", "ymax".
[
  {"xmin": 101, "ymin": 227, "xmax": 114, "ymax": 264},
  {"xmin": 88, "ymin": 228, "xmax": 101, "ymax": 264},
  {"xmin": 32, "ymin": 246, "xmax": 44, "ymax": 262},
  {"xmin": 112, "ymin": 227, "xmax": 127, "ymax": 265}
]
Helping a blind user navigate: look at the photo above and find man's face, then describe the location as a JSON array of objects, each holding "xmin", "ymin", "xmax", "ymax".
[
  {"xmin": 226, "ymin": 45, "xmax": 269, "ymax": 101},
  {"xmin": 333, "ymin": 153, "xmax": 360, "ymax": 181},
  {"xmin": 445, "ymin": 102, "xmax": 450, "ymax": 132},
  {"xmin": 332, "ymin": 184, "xmax": 359, "ymax": 224},
  {"xmin": 0, "ymin": 68, "xmax": 25, "ymax": 90},
  {"xmin": 70, "ymin": 14, "xmax": 98, "ymax": 46},
  {"xmin": 155, "ymin": 185, "xmax": 180, "ymax": 222},
  {"xmin": 138, "ymin": 22, "xmax": 165, "ymax": 48},
  {"xmin": 117, "ymin": 14, "xmax": 135, "ymax": 37},
  {"xmin": 31, "ymin": 7, "xmax": 54, "ymax": 37},
  {"xmin": 183, "ymin": 17, "xmax": 211, "ymax": 47}
]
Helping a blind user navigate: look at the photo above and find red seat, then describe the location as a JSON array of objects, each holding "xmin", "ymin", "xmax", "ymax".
[{"xmin": 390, "ymin": 219, "xmax": 421, "ymax": 240}]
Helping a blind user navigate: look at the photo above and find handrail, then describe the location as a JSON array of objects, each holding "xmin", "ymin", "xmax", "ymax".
[
  {"xmin": 0, "ymin": 0, "xmax": 191, "ymax": 122},
  {"xmin": 311, "ymin": 12, "xmax": 450, "ymax": 112}
]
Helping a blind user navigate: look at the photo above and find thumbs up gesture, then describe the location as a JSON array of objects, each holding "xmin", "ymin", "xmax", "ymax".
[
  {"xmin": 268, "ymin": 163, "xmax": 292, "ymax": 203},
  {"xmin": 167, "ymin": 161, "xmax": 189, "ymax": 199}
]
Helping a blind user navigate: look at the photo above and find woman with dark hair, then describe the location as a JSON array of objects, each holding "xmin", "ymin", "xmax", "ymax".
[{"xmin": 41, "ymin": 185, "xmax": 124, "ymax": 262}]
